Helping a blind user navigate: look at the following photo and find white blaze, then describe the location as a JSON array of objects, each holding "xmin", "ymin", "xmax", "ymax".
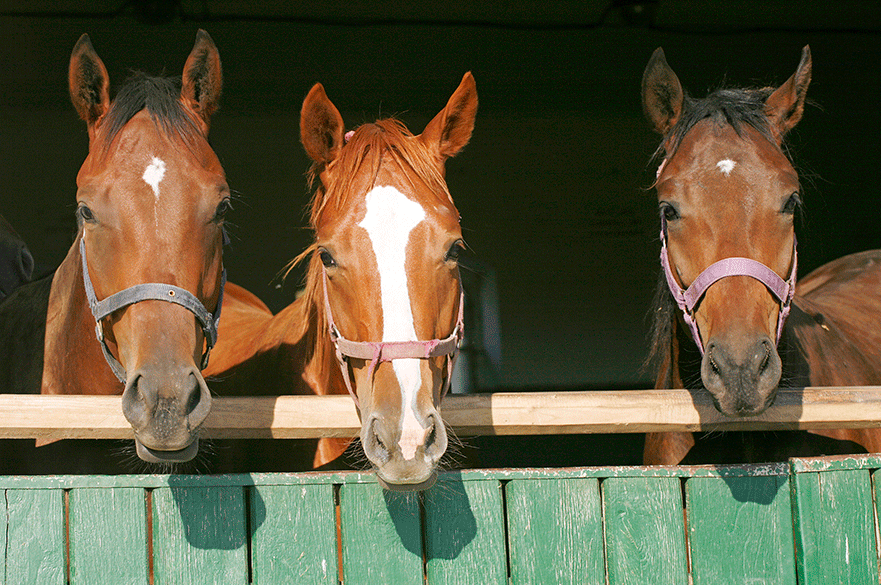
[
  {"xmin": 716, "ymin": 158, "xmax": 736, "ymax": 176},
  {"xmin": 358, "ymin": 185, "xmax": 427, "ymax": 461}
]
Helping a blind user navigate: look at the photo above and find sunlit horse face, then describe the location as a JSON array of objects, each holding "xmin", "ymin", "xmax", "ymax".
[
  {"xmin": 69, "ymin": 32, "xmax": 227, "ymax": 461},
  {"xmin": 643, "ymin": 47, "xmax": 811, "ymax": 416},
  {"xmin": 300, "ymin": 74, "xmax": 477, "ymax": 489}
]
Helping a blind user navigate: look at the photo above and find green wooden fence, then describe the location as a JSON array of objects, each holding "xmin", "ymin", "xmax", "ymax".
[{"xmin": 2, "ymin": 455, "xmax": 879, "ymax": 584}]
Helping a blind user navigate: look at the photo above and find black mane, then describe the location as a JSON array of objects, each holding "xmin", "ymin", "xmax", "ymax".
[
  {"xmin": 654, "ymin": 87, "xmax": 779, "ymax": 163},
  {"xmin": 98, "ymin": 73, "xmax": 202, "ymax": 150}
]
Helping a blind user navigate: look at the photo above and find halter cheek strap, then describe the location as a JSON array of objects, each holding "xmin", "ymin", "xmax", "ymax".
[
  {"xmin": 323, "ymin": 270, "xmax": 464, "ymax": 408},
  {"xmin": 80, "ymin": 236, "xmax": 226, "ymax": 383},
  {"xmin": 660, "ymin": 216, "xmax": 797, "ymax": 354}
]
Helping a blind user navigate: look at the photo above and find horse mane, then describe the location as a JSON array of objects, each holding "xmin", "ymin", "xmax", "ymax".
[
  {"xmin": 96, "ymin": 72, "xmax": 204, "ymax": 153},
  {"xmin": 306, "ymin": 118, "xmax": 452, "ymax": 227},
  {"xmin": 652, "ymin": 87, "xmax": 781, "ymax": 164}
]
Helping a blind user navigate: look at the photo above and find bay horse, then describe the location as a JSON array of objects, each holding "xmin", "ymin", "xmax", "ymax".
[
  {"xmin": 642, "ymin": 46, "xmax": 881, "ymax": 464},
  {"xmin": 0, "ymin": 31, "xmax": 227, "ymax": 465},
  {"xmin": 205, "ymin": 73, "xmax": 477, "ymax": 489}
]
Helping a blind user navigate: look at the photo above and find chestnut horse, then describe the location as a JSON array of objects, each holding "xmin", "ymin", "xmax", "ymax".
[
  {"xmin": 205, "ymin": 73, "xmax": 477, "ymax": 489},
  {"xmin": 642, "ymin": 46, "xmax": 881, "ymax": 464},
  {"xmin": 0, "ymin": 31, "xmax": 227, "ymax": 465}
]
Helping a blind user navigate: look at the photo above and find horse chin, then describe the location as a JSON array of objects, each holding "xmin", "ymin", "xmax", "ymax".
[
  {"xmin": 135, "ymin": 438, "xmax": 199, "ymax": 463},
  {"xmin": 709, "ymin": 388, "xmax": 778, "ymax": 418},
  {"xmin": 376, "ymin": 471, "xmax": 438, "ymax": 492}
]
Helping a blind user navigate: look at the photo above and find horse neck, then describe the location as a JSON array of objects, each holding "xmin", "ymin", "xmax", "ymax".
[
  {"xmin": 233, "ymin": 280, "xmax": 342, "ymax": 397},
  {"xmin": 42, "ymin": 236, "xmax": 121, "ymax": 395},
  {"xmin": 781, "ymin": 297, "xmax": 881, "ymax": 388}
]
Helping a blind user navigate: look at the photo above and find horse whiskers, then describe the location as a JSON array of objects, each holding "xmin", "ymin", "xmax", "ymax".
[{"xmin": 342, "ymin": 437, "xmax": 373, "ymax": 473}]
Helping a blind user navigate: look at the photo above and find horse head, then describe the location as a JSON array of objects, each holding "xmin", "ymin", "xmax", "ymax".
[
  {"xmin": 68, "ymin": 31, "xmax": 227, "ymax": 461},
  {"xmin": 643, "ymin": 47, "xmax": 810, "ymax": 416},
  {"xmin": 300, "ymin": 74, "xmax": 477, "ymax": 489}
]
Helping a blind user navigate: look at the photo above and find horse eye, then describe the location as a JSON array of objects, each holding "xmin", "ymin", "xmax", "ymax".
[
  {"xmin": 445, "ymin": 240, "xmax": 466, "ymax": 263},
  {"xmin": 76, "ymin": 204, "xmax": 95, "ymax": 223},
  {"xmin": 319, "ymin": 248, "xmax": 336, "ymax": 268},
  {"xmin": 214, "ymin": 198, "xmax": 232, "ymax": 221},
  {"xmin": 782, "ymin": 192, "xmax": 801, "ymax": 215},
  {"xmin": 660, "ymin": 202, "xmax": 680, "ymax": 222}
]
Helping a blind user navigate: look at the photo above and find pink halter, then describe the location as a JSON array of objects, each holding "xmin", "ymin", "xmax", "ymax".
[
  {"xmin": 323, "ymin": 270, "xmax": 464, "ymax": 408},
  {"xmin": 660, "ymin": 215, "xmax": 797, "ymax": 354}
]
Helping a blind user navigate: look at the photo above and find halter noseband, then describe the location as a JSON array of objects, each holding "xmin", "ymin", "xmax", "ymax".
[
  {"xmin": 660, "ymin": 214, "xmax": 796, "ymax": 354},
  {"xmin": 323, "ymin": 270, "xmax": 464, "ymax": 408},
  {"xmin": 80, "ymin": 236, "xmax": 225, "ymax": 383}
]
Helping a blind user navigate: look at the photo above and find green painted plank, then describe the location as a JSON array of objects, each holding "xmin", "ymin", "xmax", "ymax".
[
  {"xmin": 151, "ymin": 485, "xmax": 248, "ymax": 585},
  {"xmin": 506, "ymin": 477, "xmax": 604, "ymax": 585},
  {"xmin": 0, "ymin": 463, "xmax": 791, "ymax": 490},
  {"xmin": 4, "ymin": 489, "xmax": 65, "ymax": 585},
  {"xmin": 424, "ymin": 477, "xmax": 507, "ymax": 585},
  {"xmin": 603, "ymin": 477, "xmax": 688, "ymax": 585},
  {"xmin": 339, "ymin": 482, "xmax": 423, "ymax": 584},
  {"xmin": 250, "ymin": 484, "xmax": 338, "ymax": 584},
  {"xmin": 793, "ymin": 469, "xmax": 878, "ymax": 585},
  {"xmin": 68, "ymin": 487, "xmax": 148, "ymax": 584},
  {"xmin": 791, "ymin": 454, "xmax": 881, "ymax": 473},
  {"xmin": 0, "ymin": 488, "xmax": 6, "ymax": 581},
  {"xmin": 686, "ymin": 475, "xmax": 795, "ymax": 585}
]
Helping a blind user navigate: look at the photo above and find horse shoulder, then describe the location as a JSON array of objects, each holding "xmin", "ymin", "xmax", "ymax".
[{"xmin": 796, "ymin": 250, "xmax": 881, "ymax": 355}]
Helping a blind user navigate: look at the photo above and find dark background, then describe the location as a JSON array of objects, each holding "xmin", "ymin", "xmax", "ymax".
[{"xmin": 1, "ymin": 1, "xmax": 879, "ymax": 391}]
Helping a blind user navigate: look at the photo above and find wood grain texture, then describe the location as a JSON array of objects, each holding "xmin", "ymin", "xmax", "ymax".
[
  {"xmin": 151, "ymin": 485, "xmax": 248, "ymax": 585},
  {"xmin": 505, "ymin": 477, "xmax": 604, "ymax": 585},
  {"xmin": 68, "ymin": 487, "xmax": 148, "ymax": 584},
  {"xmin": 2, "ymin": 386, "xmax": 881, "ymax": 440},
  {"xmin": 4, "ymin": 489, "xmax": 65, "ymax": 585},
  {"xmin": 424, "ymin": 478, "xmax": 507, "ymax": 585},
  {"xmin": 339, "ymin": 482, "xmax": 424, "ymax": 584},
  {"xmin": 249, "ymin": 484, "xmax": 338, "ymax": 584},
  {"xmin": 793, "ymin": 468, "xmax": 879, "ymax": 585},
  {"xmin": 602, "ymin": 477, "xmax": 688, "ymax": 585},
  {"xmin": 686, "ymin": 475, "xmax": 796, "ymax": 585}
]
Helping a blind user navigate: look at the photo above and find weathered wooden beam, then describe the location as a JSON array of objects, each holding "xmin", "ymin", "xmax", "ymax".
[{"xmin": 1, "ymin": 387, "xmax": 880, "ymax": 441}]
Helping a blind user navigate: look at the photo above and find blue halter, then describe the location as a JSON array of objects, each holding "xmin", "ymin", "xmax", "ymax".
[{"xmin": 79, "ymin": 235, "xmax": 226, "ymax": 382}]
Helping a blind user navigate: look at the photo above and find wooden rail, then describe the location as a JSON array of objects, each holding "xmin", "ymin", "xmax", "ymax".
[{"xmin": 2, "ymin": 386, "xmax": 881, "ymax": 441}]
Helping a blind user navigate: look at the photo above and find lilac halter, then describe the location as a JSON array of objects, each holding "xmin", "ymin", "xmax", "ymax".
[
  {"xmin": 323, "ymin": 270, "xmax": 464, "ymax": 408},
  {"xmin": 660, "ymin": 215, "xmax": 797, "ymax": 354}
]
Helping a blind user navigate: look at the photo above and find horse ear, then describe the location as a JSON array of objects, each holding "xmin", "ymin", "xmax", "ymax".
[
  {"xmin": 765, "ymin": 45, "xmax": 811, "ymax": 141},
  {"xmin": 642, "ymin": 48, "xmax": 684, "ymax": 135},
  {"xmin": 181, "ymin": 30, "xmax": 223, "ymax": 129},
  {"xmin": 300, "ymin": 83, "xmax": 345, "ymax": 164},
  {"xmin": 419, "ymin": 72, "xmax": 478, "ymax": 165},
  {"xmin": 68, "ymin": 34, "xmax": 110, "ymax": 128}
]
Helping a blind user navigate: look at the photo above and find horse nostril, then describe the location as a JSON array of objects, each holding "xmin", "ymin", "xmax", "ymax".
[
  {"xmin": 758, "ymin": 344, "xmax": 771, "ymax": 374},
  {"xmin": 365, "ymin": 418, "xmax": 391, "ymax": 465},
  {"xmin": 425, "ymin": 423, "xmax": 437, "ymax": 450},
  {"xmin": 185, "ymin": 373, "xmax": 201, "ymax": 415}
]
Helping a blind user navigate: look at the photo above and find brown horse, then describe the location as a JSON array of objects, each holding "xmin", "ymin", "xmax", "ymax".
[
  {"xmin": 642, "ymin": 46, "xmax": 881, "ymax": 464},
  {"xmin": 205, "ymin": 73, "xmax": 477, "ymax": 489},
  {"xmin": 0, "ymin": 31, "xmax": 228, "ymax": 465}
]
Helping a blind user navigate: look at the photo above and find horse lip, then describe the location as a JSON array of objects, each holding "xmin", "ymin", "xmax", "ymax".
[
  {"xmin": 376, "ymin": 471, "xmax": 438, "ymax": 492},
  {"xmin": 135, "ymin": 438, "xmax": 199, "ymax": 463}
]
